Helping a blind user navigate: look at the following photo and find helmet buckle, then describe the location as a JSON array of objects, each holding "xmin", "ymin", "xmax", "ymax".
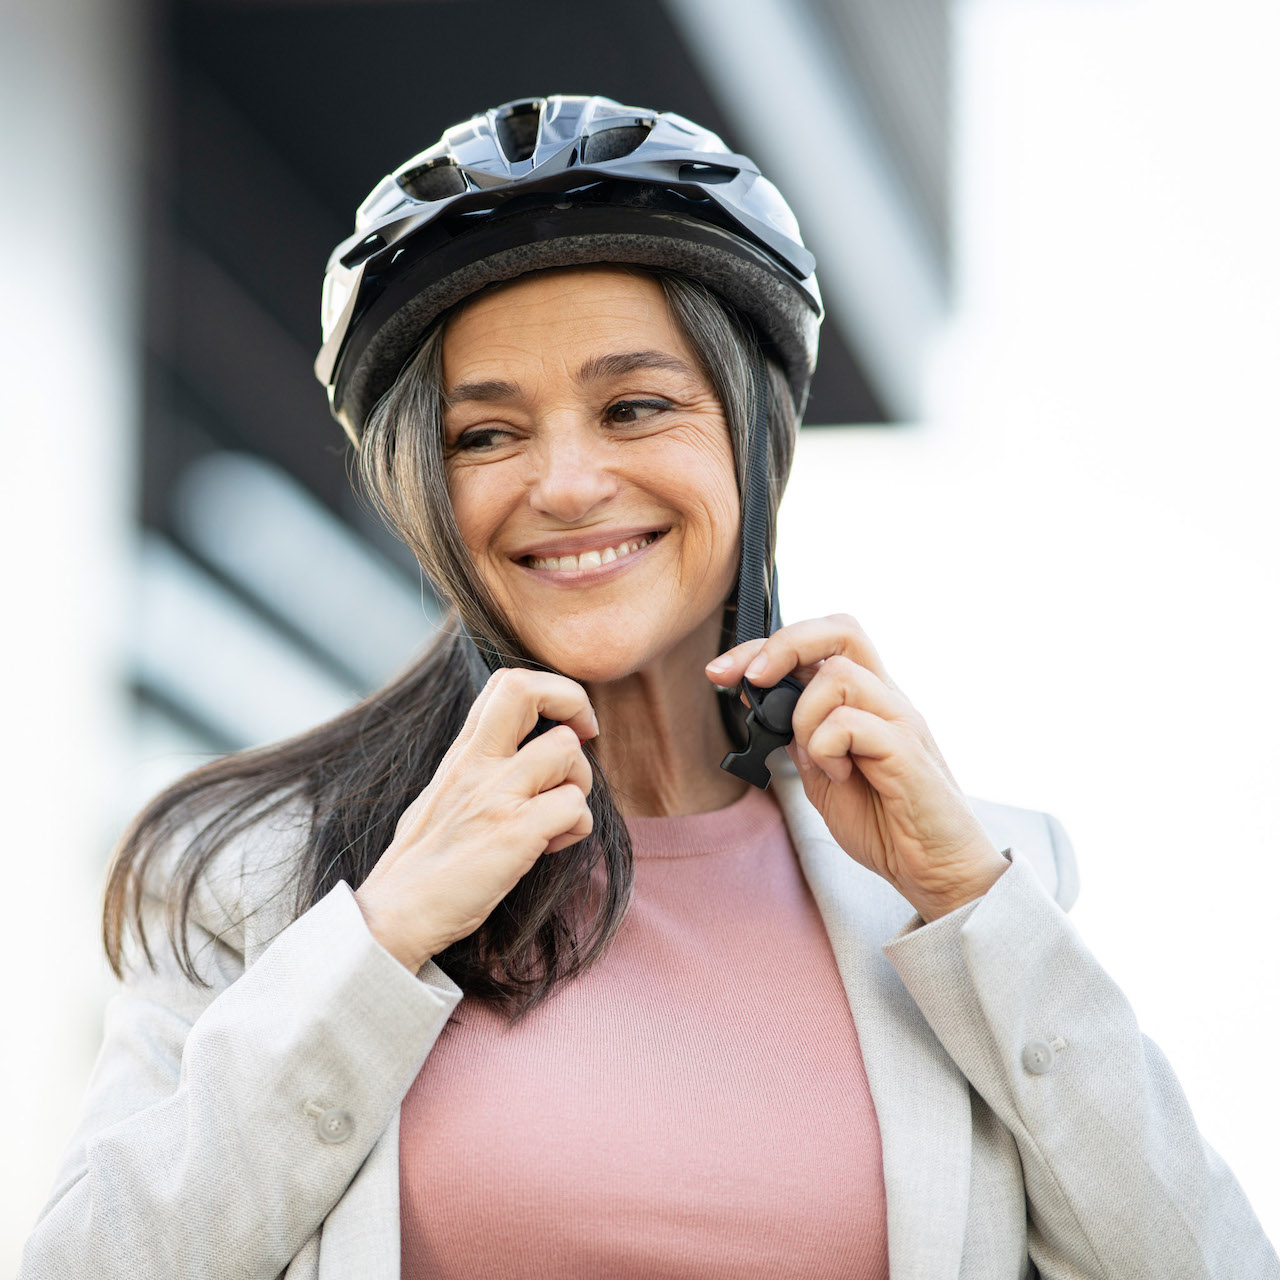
[{"xmin": 720, "ymin": 674, "xmax": 803, "ymax": 789}]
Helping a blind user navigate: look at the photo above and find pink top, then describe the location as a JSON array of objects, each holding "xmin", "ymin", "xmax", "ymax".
[{"xmin": 399, "ymin": 785, "xmax": 890, "ymax": 1279}]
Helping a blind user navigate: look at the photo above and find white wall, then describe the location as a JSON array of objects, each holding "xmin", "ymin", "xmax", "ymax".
[
  {"xmin": 780, "ymin": 0, "xmax": 1280, "ymax": 1243},
  {"xmin": 0, "ymin": 0, "xmax": 145, "ymax": 1266}
]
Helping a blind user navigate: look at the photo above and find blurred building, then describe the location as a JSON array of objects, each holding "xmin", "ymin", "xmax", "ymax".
[{"xmin": 135, "ymin": 0, "xmax": 949, "ymax": 812}]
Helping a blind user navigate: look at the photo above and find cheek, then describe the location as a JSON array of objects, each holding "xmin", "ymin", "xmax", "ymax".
[
  {"xmin": 707, "ymin": 464, "xmax": 742, "ymax": 530},
  {"xmin": 448, "ymin": 468, "xmax": 501, "ymax": 551},
  {"xmin": 446, "ymin": 469, "xmax": 514, "ymax": 599},
  {"xmin": 704, "ymin": 488, "xmax": 743, "ymax": 593},
  {"xmin": 701, "ymin": 431, "xmax": 741, "ymax": 527},
  {"xmin": 662, "ymin": 435, "xmax": 741, "ymax": 576}
]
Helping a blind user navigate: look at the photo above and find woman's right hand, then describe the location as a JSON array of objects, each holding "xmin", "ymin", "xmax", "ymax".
[{"xmin": 353, "ymin": 667, "xmax": 598, "ymax": 973}]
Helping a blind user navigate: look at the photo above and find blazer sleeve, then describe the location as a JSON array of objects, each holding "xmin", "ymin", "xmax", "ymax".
[
  {"xmin": 881, "ymin": 823, "xmax": 1280, "ymax": 1280},
  {"xmin": 18, "ymin": 806, "xmax": 464, "ymax": 1280}
]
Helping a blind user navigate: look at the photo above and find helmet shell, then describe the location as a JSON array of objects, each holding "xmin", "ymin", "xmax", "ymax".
[{"xmin": 315, "ymin": 95, "xmax": 822, "ymax": 444}]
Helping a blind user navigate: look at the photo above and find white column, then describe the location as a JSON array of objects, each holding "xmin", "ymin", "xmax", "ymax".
[
  {"xmin": 0, "ymin": 0, "xmax": 145, "ymax": 1266},
  {"xmin": 663, "ymin": 0, "xmax": 947, "ymax": 420}
]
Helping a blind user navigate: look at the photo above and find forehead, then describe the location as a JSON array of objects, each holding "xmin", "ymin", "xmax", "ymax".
[{"xmin": 441, "ymin": 267, "xmax": 697, "ymax": 382}]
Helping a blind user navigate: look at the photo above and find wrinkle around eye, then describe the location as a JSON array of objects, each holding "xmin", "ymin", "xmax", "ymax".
[
  {"xmin": 605, "ymin": 398, "xmax": 675, "ymax": 424},
  {"xmin": 446, "ymin": 424, "xmax": 519, "ymax": 454}
]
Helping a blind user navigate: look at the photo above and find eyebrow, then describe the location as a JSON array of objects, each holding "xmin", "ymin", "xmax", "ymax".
[
  {"xmin": 577, "ymin": 349, "xmax": 697, "ymax": 384},
  {"xmin": 445, "ymin": 349, "xmax": 698, "ymax": 406}
]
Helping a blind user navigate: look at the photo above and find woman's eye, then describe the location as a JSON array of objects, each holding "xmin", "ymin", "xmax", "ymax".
[
  {"xmin": 607, "ymin": 399, "xmax": 671, "ymax": 424},
  {"xmin": 452, "ymin": 427, "xmax": 509, "ymax": 452}
]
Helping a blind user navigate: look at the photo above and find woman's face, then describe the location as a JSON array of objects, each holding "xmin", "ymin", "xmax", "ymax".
[{"xmin": 440, "ymin": 267, "xmax": 741, "ymax": 683}]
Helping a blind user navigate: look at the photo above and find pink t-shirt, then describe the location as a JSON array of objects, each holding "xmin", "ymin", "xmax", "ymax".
[{"xmin": 400, "ymin": 784, "xmax": 890, "ymax": 1279}]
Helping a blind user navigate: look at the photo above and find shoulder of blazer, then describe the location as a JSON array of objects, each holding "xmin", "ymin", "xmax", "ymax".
[
  {"xmin": 139, "ymin": 788, "xmax": 316, "ymax": 970},
  {"xmin": 966, "ymin": 795, "xmax": 1081, "ymax": 911}
]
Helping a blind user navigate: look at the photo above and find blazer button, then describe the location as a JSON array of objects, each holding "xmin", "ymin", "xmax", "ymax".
[
  {"xmin": 316, "ymin": 1108, "xmax": 355, "ymax": 1144},
  {"xmin": 1022, "ymin": 1040, "xmax": 1056, "ymax": 1074}
]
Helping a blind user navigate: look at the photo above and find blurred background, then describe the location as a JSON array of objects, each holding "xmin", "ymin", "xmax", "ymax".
[{"xmin": 3, "ymin": 0, "xmax": 1277, "ymax": 1264}]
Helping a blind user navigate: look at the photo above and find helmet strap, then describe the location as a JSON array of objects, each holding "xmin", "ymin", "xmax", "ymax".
[
  {"xmin": 731, "ymin": 345, "xmax": 779, "ymax": 648},
  {"xmin": 461, "ymin": 619, "xmax": 500, "ymax": 688},
  {"xmin": 720, "ymin": 346, "xmax": 801, "ymax": 789}
]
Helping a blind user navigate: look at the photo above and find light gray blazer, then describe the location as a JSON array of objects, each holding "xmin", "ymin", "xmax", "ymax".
[{"xmin": 20, "ymin": 767, "xmax": 1279, "ymax": 1279}]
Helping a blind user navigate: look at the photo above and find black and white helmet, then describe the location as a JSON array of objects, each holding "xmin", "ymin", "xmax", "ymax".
[{"xmin": 314, "ymin": 94, "xmax": 823, "ymax": 445}]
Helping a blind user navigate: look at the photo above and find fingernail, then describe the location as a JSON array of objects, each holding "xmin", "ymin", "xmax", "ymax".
[
  {"xmin": 795, "ymin": 746, "xmax": 811, "ymax": 769},
  {"xmin": 706, "ymin": 656, "xmax": 731, "ymax": 674},
  {"xmin": 745, "ymin": 654, "xmax": 767, "ymax": 679}
]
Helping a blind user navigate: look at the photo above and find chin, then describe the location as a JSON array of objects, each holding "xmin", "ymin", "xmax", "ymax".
[
  {"xmin": 510, "ymin": 588, "xmax": 731, "ymax": 685},
  {"xmin": 511, "ymin": 612, "xmax": 660, "ymax": 683},
  {"xmin": 530, "ymin": 642, "xmax": 654, "ymax": 685}
]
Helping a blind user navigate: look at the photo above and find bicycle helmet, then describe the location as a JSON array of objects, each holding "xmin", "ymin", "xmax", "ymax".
[
  {"xmin": 313, "ymin": 94, "xmax": 823, "ymax": 787},
  {"xmin": 314, "ymin": 94, "xmax": 821, "ymax": 444}
]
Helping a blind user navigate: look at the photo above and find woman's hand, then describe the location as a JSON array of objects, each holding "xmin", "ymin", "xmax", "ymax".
[
  {"xmin": 354, "ymin": 667, "xmax": 598, "ymax": 972},
  {"xmin": 707, "ymin": 614, "xmax": 1009, "ymax": 923}
]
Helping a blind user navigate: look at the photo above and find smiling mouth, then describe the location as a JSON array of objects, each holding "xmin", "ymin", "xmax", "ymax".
[{"xmin": 522, "ymin": 530, "xmax": 665, "ymax": 572}]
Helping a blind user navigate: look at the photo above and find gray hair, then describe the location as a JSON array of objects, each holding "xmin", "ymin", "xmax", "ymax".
[{"xmin": 104, "ymin": 267, "xmax": 801, "ymax": 1027}]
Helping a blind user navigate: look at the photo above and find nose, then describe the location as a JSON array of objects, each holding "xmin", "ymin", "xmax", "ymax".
[{"xmin": 527, "ymin": 419, "xmax": 621, "ymax": 523}]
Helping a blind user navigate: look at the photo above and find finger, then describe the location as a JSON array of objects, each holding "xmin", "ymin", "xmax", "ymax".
[
  {"xmin": 472, "ymin": 668, "xmax": 598, "ymax": 756},
  {"xmin": 709, "ymin": 614, "xmax": 893, "ymax": 691},
  {"xmin": 398, "ymin": 667, "xmax": 514, "ymax": 831},
  {"xmin": 445, "ymin": 666, "xmax": 507, "ymax": 755},
  {"xmin": 791, "ymin": 655, "xmax": 909, "ymax": 751},
  {"xmin": 807, "ymin": 705, "xmax": 896, "ymax": 782},
  {"xmin": 524, "ymin": 782, "xmax": 594, "ymax": 850},
  {"xmin": 544, "ymin": 798, "xmax": 596, "ymax": 853},
  {"xmin": 545, "ymin": 828, "xmax": 591, "ymax": 854},
  {"xmin": 704, "ymin": 637, "xmax": 768, "ymax": 687},
  {"xmin": 510, "ymin": 723, "xmax": 594, "ymax": 798}
]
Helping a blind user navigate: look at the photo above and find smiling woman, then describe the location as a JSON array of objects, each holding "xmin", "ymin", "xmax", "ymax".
[
  {"xmin": 20, "ymin": 94, "xmax": 1279, "ymax": 1280},
  {"xmin": 339, "ymin": 261, "xmax": 797, "ymax": 983}
]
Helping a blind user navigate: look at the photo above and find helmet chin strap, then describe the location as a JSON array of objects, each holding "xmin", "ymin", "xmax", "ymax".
[
  {"xmin": 461, "ymin": 346, "xmax": 796, "ymax": 784},
  {"xmin": 719, "ymin": 347, "xmax": 800, "ymax": 790},
  {"xmin": 461, "ymin": 621, "xmax": 501, "ymax": 686}
]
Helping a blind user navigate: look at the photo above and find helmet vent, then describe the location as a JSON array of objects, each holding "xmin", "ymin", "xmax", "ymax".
[
  {"xmin": 339, "ymin": 233, "xmax": 386, "ymax": 269},
  {"xmin": 582, "ymin": 124, "xmax": 652, "ymax": 165},
  {"xmin": 679, "ymin": 162, "xmax": 738, "ymax": 185},
  {"xmin": 399, "ymin": 159, "xmax": 467, "ymax": 203},
  {"xmin": 495, "ymin": 101, "xmax": 542, "ymax": 164}
]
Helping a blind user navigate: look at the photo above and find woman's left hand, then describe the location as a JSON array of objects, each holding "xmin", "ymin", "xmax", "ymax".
[{"xmin": 707, "ymin": 614, "xmax": 1010, "ymax": 923}]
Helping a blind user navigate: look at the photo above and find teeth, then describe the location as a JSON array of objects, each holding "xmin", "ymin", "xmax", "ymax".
[{"xmin": 528, "ymin": 532, "xmax": 657, "ymax": 571}]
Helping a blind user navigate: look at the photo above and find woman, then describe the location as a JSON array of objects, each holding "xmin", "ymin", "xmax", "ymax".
[{"xmin": 21, "ymin": 95, "xmax": 1276, "ymax": 1279}]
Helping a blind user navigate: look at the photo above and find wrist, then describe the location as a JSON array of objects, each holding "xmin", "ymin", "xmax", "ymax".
[
  {"xmin": 353, "ymin": 888, "xmax": 431, "ymax": 974},
  {"xmin": 909, "ymin": 848, "xmax": 1011, "ymax": 924}
]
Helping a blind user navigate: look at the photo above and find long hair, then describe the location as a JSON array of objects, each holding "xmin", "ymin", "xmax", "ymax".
[{"xmin": 102, "ymin": 268, "xmax": 798, "ymax": 1025}]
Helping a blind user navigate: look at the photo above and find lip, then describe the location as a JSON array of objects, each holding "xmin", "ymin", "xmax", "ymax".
[
  {"xmin": 509, "ymin": 525, "xmax": 670, "ymax": 562},
  {"xmin": 513, "ymin": 528, "xmax": 668, "ymax": 586}
]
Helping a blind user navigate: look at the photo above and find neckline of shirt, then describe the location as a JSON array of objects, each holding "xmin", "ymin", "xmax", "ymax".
[{"xmin": 623, "ymin": 784, "xmax": 784, "ymax": 859}]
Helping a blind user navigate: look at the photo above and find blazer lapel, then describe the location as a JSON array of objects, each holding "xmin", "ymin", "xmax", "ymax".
[{"xmin": 774, "ymin": 769, "xmax": 973, "ymax": 1280}]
